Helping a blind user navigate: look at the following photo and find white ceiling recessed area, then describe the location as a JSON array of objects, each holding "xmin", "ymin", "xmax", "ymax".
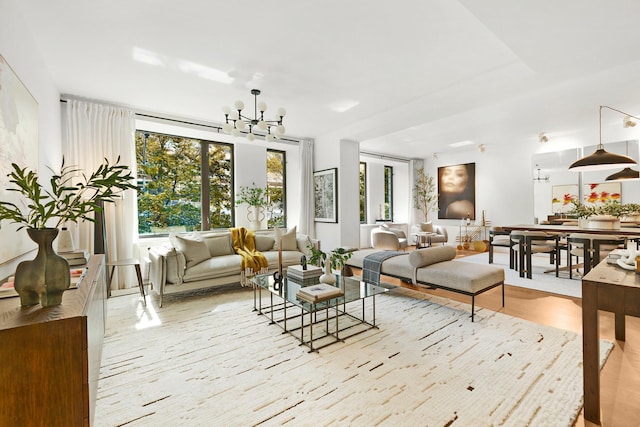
[{"xmin": 15, "ymin": 0, "xmax": 640, "ymax": 159}]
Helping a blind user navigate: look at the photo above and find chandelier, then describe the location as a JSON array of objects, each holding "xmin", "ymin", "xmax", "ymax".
[
  {"xmin": 533, "ymin": 165, "xmax": 549, "ymax": 183},
  {"xmin": 222, "ymin": 89, "xmax": 286, "ymax": 142}
]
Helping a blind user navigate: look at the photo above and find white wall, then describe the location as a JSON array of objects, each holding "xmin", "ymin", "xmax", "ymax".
[{"xmin": 0, "ymin": 0, "xmax": 62, "ymax": 279}]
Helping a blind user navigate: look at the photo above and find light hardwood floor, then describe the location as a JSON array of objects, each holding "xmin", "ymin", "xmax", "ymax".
[{"xmin": 352, "ymin": 248, "xmax": 640, "ymax": 427}]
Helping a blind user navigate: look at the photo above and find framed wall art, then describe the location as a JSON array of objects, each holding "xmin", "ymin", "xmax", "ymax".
[
  {"xmin": 551, "ymin": 184, "xmax": 578, "ymax": 213},
  {"xmin": 314, "ymin": 168, "xmax": 338, "ymax": 223},
  {"xmin": 438, "ymin": 162, "xmax": 475, "ymax": 220},
  {"xmin": 583, "ymin": 182, "xmax": 621, "ymax": 206},
  {"xmin": 0, "ymin": 54, "xmax": 39, "ymax": 264}
]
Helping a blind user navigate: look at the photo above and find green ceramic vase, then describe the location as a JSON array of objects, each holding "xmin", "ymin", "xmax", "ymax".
[{"xmin": 14, "ymin": 228, "xmax": 70, "ymax": 307}]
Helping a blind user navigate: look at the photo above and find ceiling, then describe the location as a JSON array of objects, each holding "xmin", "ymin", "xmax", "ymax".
[{"xmin": 15, "ymin": 0, "xmax": 640, "ymax": 159}]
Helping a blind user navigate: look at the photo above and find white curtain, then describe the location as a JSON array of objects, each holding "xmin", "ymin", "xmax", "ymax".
[
  {"xmin": 63, "ymin": 100, "xmax": 138, "ymax": 289},
  {"xmin": 298, "ymin": 138, "xmax": 315, "ymax": 237}
]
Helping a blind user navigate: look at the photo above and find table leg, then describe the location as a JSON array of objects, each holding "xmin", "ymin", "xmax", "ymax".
[
  {"xmin": 107, "ymin": 266, "xmax": 116, "ymax": 298},
  {"xmin": 582, "ymin": 281, "xmax": 601, "ymax": 424},
  {"xmin": 134, "ymin": 264, "xmax": 146, "ymax": 306},
  {"xmin": 615, "ymin": 312, "xmax": 626, "ymax": 341}
]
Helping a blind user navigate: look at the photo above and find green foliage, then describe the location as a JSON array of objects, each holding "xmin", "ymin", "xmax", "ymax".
[
  {"xmin": 568, "ymin": 201, "xmax": 640, "ymax": 218},
  {"xmin": 359, "ymin": 163, "xmax": 366, "ymax": 222},
  {"xmin": 236, "ymin": 183, "xmax": 268, "ymax": 207},
  {"xmin": 266, "ymin": 151, "xmax": 286, "ymax": 228},
  {"xmin": 306, "ymin": 244, "xmax": 353, "ymax": 271},
  {"xmin": 136, "ymin": 132, "xmax": 233, "ymax": 233},
  {"xmin": 413, "ymin": 166, "xmax": 438, "ymax": 222},
  {"xmin": 0, "ymin": 157, "xmax": 136, "ymax": 230}
]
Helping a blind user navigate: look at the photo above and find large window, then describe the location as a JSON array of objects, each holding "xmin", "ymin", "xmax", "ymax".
[
  {"xmin": 359, "ymin": 162, "xmax": 367, "ymax": 223},
  {"xmin": 136, "ymin": 131, "xmax": 233, "ymax": 235},
  {"xmin": 267, "ymin": 150, "xmax": 286, "ymax": 228},
  {"xmin": 383, "ymin": 165, "xmax": 393, "ymax": 220}
]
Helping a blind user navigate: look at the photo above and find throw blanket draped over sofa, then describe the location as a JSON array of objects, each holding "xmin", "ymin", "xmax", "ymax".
[{"xmin": 230, "ymin": 227, "xmax": 268, "ymax": 271}]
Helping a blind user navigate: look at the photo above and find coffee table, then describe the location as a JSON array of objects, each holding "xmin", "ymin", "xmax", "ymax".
[
  {"xmin": 252, "ymin": 273, "xmax": 389, "ymax": 352},
  {"xmin": 412, "ymin": 231, "xmax": 436, "ymax": 248}
]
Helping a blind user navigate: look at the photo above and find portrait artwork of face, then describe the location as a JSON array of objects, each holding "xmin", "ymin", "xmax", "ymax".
[
  {"xmin": 438, "ymin": 163, "xmax": 476, "ymax": 220},
  {"xmin": 440, "ymin": 164, "xmax": 469, "ymax": 194}
]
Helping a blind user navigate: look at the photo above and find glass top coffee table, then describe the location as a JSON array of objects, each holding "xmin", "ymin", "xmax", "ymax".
[{"xmin": 252, "ymin": 273, "xmax": 388, "ymax": 352}]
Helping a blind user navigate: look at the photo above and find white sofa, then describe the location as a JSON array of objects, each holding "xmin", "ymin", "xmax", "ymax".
[
  {"xmin": 148, "ymin": 228, "xmax": 319, "ymax": 306},
  {"xmin": 410, "ymin": 223, "xmax": 448, "ymax": 246}
]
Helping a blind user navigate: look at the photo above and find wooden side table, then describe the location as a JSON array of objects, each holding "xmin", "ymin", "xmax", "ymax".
[
  {"xmin": 581, "ymin": 259, "xmax": 640, "ymax": 424},
  {"xmin": 106, "ymin": 258, "xmax": 146, "ymax": 305}
]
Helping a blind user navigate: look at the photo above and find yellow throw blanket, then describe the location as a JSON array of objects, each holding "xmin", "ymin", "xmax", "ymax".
[{"xmin": 230, "ymin": 227, "xmax": 268, "ymax": 272}]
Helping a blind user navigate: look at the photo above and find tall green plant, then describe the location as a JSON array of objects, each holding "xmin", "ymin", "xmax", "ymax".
[
  {"xmin": 413, "ymin": 166, "xmax": 438, "ymax": 222},
  {"xmin": 0, "ymin": 157, "xmax": 136, "ymax": 230}
]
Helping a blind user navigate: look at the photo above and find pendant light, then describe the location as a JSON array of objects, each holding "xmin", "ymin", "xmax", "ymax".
[
  {"xmin": 606, "ymin": 167, "xmax": 640, "ymax": 180},
  {"xmin": 606, "ymin": 141, "xmax": 640, "ymax": 180},
  {"xmin": 569, "ymin": 106, "xmax": 638, "ymax": 172}
]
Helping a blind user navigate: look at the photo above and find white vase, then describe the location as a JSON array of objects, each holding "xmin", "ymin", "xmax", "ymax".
[
  {"xmin": 247, "ymin": 205, "xmax": 265, "ymax": 230},
  {"xmin": 56, "ymin": 227, "xmax": 75, "ymax": 253},
  {"xmin": 319, "ymin": 272, "xmax": 336, "ymax": 285}
]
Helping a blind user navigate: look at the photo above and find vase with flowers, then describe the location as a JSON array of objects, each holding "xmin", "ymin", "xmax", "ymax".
[
  {"xmin": 235, "ymin": 183, "xmax": 268, "ymax": 230},
  {"xmin": 0, "ymin": 157, "xmax": 136, "ymax": 307}
]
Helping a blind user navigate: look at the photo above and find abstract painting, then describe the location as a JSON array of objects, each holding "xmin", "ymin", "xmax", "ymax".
[
  {"xmin": 583, "ymin": 182, "xmax": 621, "ymax": 206},
  {"xmin": 551, "ymin": 185, "xmax": 578, "ymax": 213},
  {"xmin": 0, "ymin": 54, "xmax": 39, "ymax": 264}
]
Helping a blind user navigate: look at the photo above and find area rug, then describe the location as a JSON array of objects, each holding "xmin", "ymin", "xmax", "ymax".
[
  {"xmin": 456, "ymin": 248, "xmax": 582, "ymax": 298},
  {"xmin": 95, "ymin": 287, "xmax": 611, "ymax": 427}
]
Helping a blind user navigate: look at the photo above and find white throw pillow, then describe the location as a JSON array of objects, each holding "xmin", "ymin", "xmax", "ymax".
[
  {"xmin": 172, "ymin": 234, "xmax": 211, "ymax": 268},
  {"xmin": 255, "ymin": 235, "xmax": 275, "ymax": 252},
  {"xmin": 420, "ymin": 222, "xmax": 434, "ymax": 233},
  {"xmin": 274, "ymin": 226, "xmax": 297, "ymax": 251},
  {"xmin": 202, "ymin": 234, "xmax": 235, "ymax": 257}
]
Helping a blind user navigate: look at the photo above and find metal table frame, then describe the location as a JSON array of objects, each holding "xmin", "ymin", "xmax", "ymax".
[{"xmin": 252, "ymin": 274, "xmax": 388, "ymax": 352}]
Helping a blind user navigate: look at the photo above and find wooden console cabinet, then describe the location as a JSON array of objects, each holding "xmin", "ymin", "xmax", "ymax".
[{"xmin": 0, "ymin": 255, "xmax": 105, "ymax": 427}]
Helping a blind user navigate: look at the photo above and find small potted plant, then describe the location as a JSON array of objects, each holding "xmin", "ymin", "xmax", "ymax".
[
  {"xmin": 235, "ymin": 183, "xmax": 268, "ymax": 230},
  {"xmin": 0, "ymin": 157, "xmax": 136, "ymax": 307},
  {"xmin": 306, "ymin": 245, "xmax": 352, "ymax": 285}
]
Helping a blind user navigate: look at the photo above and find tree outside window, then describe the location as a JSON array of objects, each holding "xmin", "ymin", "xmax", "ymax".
[
  {"xmin": 136, "ymin": 131, "xmax": 233, "ymax": 235},
  {"xmin": 384, "ymin": 165, "xmax": 393, "ymax": 220},
  {"xmin": 359, "ymin": 162, "xmax": 367, "ymax": 223},
  {"xmin": 266, "ymin": 150, "xmax": 286, "ymax": 228}
]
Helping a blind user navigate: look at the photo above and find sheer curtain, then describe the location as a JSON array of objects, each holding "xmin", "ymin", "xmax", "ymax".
[
  {"xmin": 298, "ymin": 138, "xmax": 315, "ymax": 237},
  {"xmin": 63, "ymin": 100, "xmax": 138, "ymax": 289}
]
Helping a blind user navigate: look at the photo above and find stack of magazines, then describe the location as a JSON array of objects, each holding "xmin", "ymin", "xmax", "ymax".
[
  {"xmin": 287, "ymin": 264, "xmax": 322, "ymax": 286},
  {"xmin": 296, "ymin": 283, "xmax": 344, "ymax": 303}
]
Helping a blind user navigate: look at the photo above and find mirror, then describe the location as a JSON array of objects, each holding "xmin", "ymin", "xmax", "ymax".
[
  {"xmin": 532, "ymin": 148, "xmax": 580, "ymax": 223},
  {"xmin": 532, "ymin": 141, "xmax": 640, "ymax": 224}
]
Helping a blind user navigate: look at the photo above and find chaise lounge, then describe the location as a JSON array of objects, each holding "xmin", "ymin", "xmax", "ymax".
[{"xmin": 346, "ymin": 246, "xmax": 505, "ymax": 321}]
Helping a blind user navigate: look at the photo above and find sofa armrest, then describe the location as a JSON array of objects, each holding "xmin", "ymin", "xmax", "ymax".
[{"xmin": 149, "ymin": 246, "xmax": 185, "ymax": 289}]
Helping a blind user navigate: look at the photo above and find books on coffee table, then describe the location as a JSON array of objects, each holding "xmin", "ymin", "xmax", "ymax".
[
  {"xmin": 287, "ymin": 264, "xmax": 322, "ymax": 280},
  {"xmin": 296, "ymin": 283, "xmax": 344, "ymax": 303}
]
